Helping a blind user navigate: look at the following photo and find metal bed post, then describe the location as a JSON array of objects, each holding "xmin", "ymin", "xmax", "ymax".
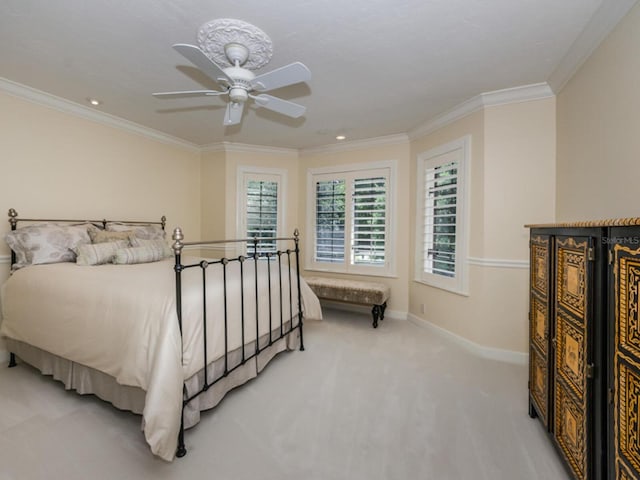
[
  {"xmin": 294, "ymin": 229, "xmax": 305, "ymax": 351},
  {"xmin": 7, "ymin": 209, "xmax": 18, "ymax": 367},
  {"xmin": 267, "ymin": 252, "xmax": 273, "ymax": 346},
  {"xmin": 172, "ymin": 228, "xmax": 188, "ymax": 458},
  {"xmin": 253, "ymin": 238, "xmax": 259, "ymax": 356}
]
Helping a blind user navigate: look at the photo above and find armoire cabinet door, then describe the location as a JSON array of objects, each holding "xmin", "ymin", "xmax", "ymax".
[
  {"xmin": 613, "ymin": 243, "xmax": 640, "ymax": 480},
  {"xmin": 554, "ymin": 236, "xmax": 593, "ymax": 480},
  {"xmin": 530, "ymin": 234, "xmax": 552, "ymax": 426}
]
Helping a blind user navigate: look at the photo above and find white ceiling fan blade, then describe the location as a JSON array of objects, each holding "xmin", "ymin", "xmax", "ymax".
[
  {"xmin": 172, "ymin": 43, "xmax": 233, "ymax": 86},
  {"xmin": 251, "ymin": 62, "xmax": 311, "ymax": 92},
  {"xmin": 224, "ymin": 102, "xmax": 244, "ymax": 126},
  {"xmin": 253, "ymin": 94, "xmax": 306, "ymax": 118},
  {"xmin": 152, "ymin": 89, "xmax": 226, "ymax": 97}
]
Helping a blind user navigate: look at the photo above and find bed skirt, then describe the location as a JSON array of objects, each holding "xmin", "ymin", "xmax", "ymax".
[{"xmin": 5, "ymin": 326, "xmax": 300, "ymax": 432}]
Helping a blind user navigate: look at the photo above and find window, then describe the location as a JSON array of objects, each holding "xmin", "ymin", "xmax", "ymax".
[
  {"xmin": 238, "ymin": 167, "xmax": 286, "ymax": 255},
  {"xmin": 308, "ymin": 160, "xmax": 396, "ymax": 276},
  {"xmin": 415, "ymin": 137, "xmax": 470, "ymax": 294}
]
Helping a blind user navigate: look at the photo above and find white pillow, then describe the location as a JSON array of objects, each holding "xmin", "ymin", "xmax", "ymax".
[{"xmin": 5, "ymin": 223, "xmax": 91, "ymax": 269}]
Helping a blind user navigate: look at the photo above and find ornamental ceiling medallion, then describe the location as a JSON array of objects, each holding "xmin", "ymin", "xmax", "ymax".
[{"xmin": 197, "ymin": 18, "xmax": 273, "ymax": 70}]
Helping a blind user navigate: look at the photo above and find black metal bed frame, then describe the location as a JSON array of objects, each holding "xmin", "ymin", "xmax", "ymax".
[
  {"xmin": 5, "ymin": 209, "xmax": 305, "ymax": 459},
  {"xmin": 171, "ymin": 227, "xmax": 304, "ymax": 457}
]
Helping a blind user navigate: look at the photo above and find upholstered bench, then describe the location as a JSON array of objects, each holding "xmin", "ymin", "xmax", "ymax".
[{"xmin": 304, "ymin": 276, "xmax": 390, "ymax": 328}]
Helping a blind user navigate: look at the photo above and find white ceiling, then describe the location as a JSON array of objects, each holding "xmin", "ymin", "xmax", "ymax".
[{"xmin": 0, "ymin": 0, "xmax": 634, "ymax": 149}]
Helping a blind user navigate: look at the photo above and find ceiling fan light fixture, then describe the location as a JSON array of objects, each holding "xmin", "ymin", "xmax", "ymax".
[{"xmin": 229, "ymin": 87, "xmax": 249, "ymax": 104}]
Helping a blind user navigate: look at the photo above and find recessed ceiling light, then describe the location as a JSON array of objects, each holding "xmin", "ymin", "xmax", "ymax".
[
  {"xmin": 87, "ymin": 98, "xmax": 102, "ymax": 106},
  {"xmin": 336, "ymin": 135, "xmax": 346, "ymax": 140}
]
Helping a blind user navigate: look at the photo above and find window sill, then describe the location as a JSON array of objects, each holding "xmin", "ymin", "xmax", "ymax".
[
  {"xmin": 413, "ymin": 278, "xmax": 469, "ymax": 297},
  {"xmin": 305, "ymin": 266, "xmax": 398, "ymax": 279}
]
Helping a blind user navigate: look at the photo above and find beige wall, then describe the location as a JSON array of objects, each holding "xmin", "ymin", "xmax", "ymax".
[
  {"xmin": 200, "ymin": 149, "xmax": 227, "ymax": 241},
  {"xmin": 0, "ymin": 92, "xmax": 202, "ymax": 353},
  {"xmin": 0, "ymin": 93, "xmax": 202, "ymax": 246},
  {"xmin": 556, "ymin": 3, "xmax": 640, "ymax": 220},
  {"xmin": 484, "ymin": 98, "xmax": 557, "ymax": 258},
  {"xmin": 299, "ymin": 142, "xmax": 411, "ymax": 314},
  {"xmin": 409, "ymin": 98, "xmax": 556, "ymax": 354}
]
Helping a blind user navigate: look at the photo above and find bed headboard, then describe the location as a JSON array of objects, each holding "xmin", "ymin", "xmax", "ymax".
[{"xmin": 7, "ymin": 208, "xmax": 166, "ymax": 267}]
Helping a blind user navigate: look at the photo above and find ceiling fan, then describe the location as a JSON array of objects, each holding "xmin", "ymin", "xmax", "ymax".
[{"xmin": 153, "ymin": 19, "xmax": 311, "ymax": 127}]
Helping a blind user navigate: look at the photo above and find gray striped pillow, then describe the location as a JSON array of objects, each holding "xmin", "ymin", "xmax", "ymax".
[
  {"xmin": 76, "ymin": 240, "xmax": 129, "ymax": 266},
  {"xmin": 129, "ymin": 238, "xmax": 173, "ymax": 258},
  {"xmin": 113, "ymin": 244, "xmax": 169, "ymax": 265}
]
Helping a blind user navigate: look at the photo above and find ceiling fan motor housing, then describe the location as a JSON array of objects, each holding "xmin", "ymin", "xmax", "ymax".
[{"xmin": 224, "ymin": 65, "xmax": 255, "ymax": 103}]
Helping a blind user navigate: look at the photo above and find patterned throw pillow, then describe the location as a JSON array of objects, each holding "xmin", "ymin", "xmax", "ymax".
[
  {"xmin": 106, "ymin": 222, "xmax": 165, "ymax": 240},
  {"xmin": 76, "ymin": 240, "xmax": 129, "ymax": 266},
  {"xmin": 88, "ymin": 225, "xmax": 133, "ymax": 244},
  {"xmin": 5, "ymin": 223, "xmax": 92, "ymax": 269}
]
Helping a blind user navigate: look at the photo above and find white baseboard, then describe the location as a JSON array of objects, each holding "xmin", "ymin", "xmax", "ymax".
[
  {"xmin": 407, "ymin": 313, "xmax": 528, "ymax": 365},
  {"xmin": 319, "ymin": 300, "xmax": 407, "ymax": 321}
]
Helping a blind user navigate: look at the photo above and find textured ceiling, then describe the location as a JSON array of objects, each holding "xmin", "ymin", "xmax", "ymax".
[{"xmin": 0, "ymin": 0, "xmax": 621, "ymax": 149}]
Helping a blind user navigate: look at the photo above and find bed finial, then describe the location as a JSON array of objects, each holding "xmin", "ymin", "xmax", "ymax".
[
  {"xmin": 293, "ymin": 228, "xmax": 299, "ymax": 245},
  {"xmin": 172, "ymin": 227, "xmax": 184, "ymax": 255},
  {"xmin": 161, "ymin": 215, "xmax": 167, "ymax": 230},
  {"xmin": 8, "ymin": 208, "xmax": 18, "ymax": 229}
]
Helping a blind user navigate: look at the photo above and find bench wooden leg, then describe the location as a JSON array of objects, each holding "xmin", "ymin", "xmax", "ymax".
[
  {"xmin": 372, "ymin": 305, "xmax": 381, "ymax": 328},
  {"xmin": 371, "ymin": 302, "xmax": 388, "ymax": 328},
  {"xmin": 8, "ymin": 353, "xmax": 16, "ymax": 368}
]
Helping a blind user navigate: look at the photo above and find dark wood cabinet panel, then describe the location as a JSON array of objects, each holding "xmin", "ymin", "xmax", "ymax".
[
  {"xmin": 612, "ymin": 238, "xmax": 640, "ymax": 480},
  {"xmin": 554, "ymin": 236, "xmax": 592, "ymax": 480}
]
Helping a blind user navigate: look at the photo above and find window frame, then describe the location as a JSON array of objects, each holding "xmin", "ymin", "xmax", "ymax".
[
  {"xmin": 415, "ymin": 136, "xmax": 470, "ymax": 295},
  {"xmin": 237, "ymin": 166, "xmax": 287, "ymax": 255},
  {"xmin": 306, "ymin": 160, "xmax": 397, "ymax": 277}
]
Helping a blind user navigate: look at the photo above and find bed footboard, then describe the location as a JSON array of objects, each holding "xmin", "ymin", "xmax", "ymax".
[{"xmin": 171, "ymin": 228, "xmax": 305, "ymax": 458}]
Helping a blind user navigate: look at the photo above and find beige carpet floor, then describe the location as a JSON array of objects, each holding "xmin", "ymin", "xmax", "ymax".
[{"xmin": 0, "ymin": 308, "xmax": 569, "ymax": 480}]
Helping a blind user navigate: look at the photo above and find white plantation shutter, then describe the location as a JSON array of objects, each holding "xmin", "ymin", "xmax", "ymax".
[
  {"xmin": 352, "ymin": 176, "xmax": 386, "ymax": 266},
  {"xmin": 246, "ymin": 179, "xmax": 278, "ymax": 254},
  {"xmin": 315, "ymin": 179, "xmax": 345, "ymax": 263},
  {"xmin": 422, "ymin": 162, "xmax": 457, "ymax": 277},
  {"xmin": 416, "ymin": 137, "xmax": 469, "ymax": 294},
  {"xmin": 238, "ymin": 167, "xmax": 286, "ymax": 256},
  {"xmin": 308, "ymin": 161, "xmax": 395, "ymax": 276}
]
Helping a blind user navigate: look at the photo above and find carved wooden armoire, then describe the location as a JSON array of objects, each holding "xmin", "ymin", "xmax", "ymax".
[{"xmin": 528, "ymin": 220, "xmax": 640, "ymax": 480}]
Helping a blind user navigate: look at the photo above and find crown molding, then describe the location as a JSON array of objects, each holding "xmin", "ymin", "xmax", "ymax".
[
  {"xmin": 201, "ymin": 141, "xmax": 298, "ymax": 157},
  {"xmin": 548, "ymin": 0, "xmax": 638, "ymax": 93},
  {"xmin": 299, "ymin": 133, "xmax": 409, "ymax": 157},
  {"xmin": 408, "ymin": 83, "xmax": 553, "ymax": 140},
  {"xmin": 480, "ymin": 82, "xmax": 554, "ymax": 107},
  {"xmin": 0, "ymin": 77, "xmax": 200, "ymax": 153}
]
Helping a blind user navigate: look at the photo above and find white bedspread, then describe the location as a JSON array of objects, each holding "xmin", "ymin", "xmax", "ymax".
[{"xmin": 0, "ymin": 258, "xmax": 321, "ymax": 460}]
